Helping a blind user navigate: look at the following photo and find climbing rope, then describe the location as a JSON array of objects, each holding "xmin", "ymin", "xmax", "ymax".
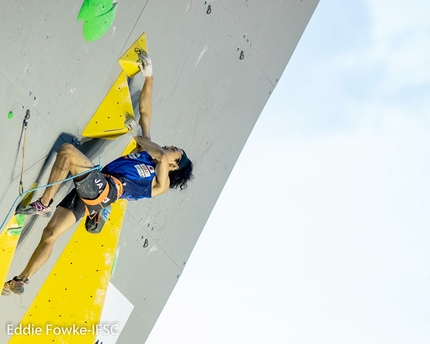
[
  {"xmin": 0, "ymin": 164, "xmax": 103, "ymax": 232},
  {"xmin": 18, "ymin": 109, "xmax": 31, "ymax": 195},
  {"xmin": 1, "ymin": 109, "xmax": 104, "ymax": 231},
  {"xmin": 0, "ymin": 109, "xmax": 102, "ymax": 232}
]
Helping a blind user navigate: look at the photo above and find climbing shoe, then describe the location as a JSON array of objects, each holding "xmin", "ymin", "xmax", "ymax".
[
  {"xmin": 16, "ymin": 198, "xmax": 52, "ymax": 217},
  {"xmin": 2, "ymin": 276, "xmax": 29, "ymax": 296}
]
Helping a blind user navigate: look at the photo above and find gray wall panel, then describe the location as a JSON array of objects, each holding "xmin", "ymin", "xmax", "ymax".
[
  {"xmin": 216, "ymin": 0, "xmax": 320, "ymax": 83},
  {"xmin": 112, "ymin": 214, "xmax": 183, "ymax": 341}
]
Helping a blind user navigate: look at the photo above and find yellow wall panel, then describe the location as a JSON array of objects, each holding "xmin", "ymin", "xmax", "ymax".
[
  {"xmin": 1, "ymin": 186, "xmax": 36, "ymax": 287},
  {"xmin": 9, "ymin": 200, "xmax": 127, "ymax": 343}
]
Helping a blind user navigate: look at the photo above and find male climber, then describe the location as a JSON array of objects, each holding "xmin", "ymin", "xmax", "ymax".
[{"xmin": 2, "ymin": 54, "xmax": 193, "ymax": 296}]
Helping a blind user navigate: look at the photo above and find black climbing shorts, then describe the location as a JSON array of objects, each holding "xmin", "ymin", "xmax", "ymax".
[{"xmin": 57, "ymin": 170, "xmax": 118, "ymax": 221}]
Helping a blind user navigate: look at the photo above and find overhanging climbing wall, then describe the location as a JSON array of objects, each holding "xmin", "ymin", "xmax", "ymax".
[{"xmin": 0, "ymin": 0, "xmax": 319, "ymax": 342}]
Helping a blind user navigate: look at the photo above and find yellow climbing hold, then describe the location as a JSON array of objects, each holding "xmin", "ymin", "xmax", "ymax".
[{"xmin": 118, "ymin": 32, "xmax": 148, "ymax": 77}]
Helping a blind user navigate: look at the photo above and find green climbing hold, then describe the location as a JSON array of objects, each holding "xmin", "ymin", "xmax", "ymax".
[
  {"xmin": 7, "ymin": 214, "xmax": 26, "ymax": 236},
  {"xmin": 15, "ymin": 214, "xmax": 26, "ymax": 227},
  {"xmin": 83, "ymin": 2, "xmax": 117, "ymax": 42},
  {"xmin": 8, "ymin": 111, "xmax": 13, "ymax": 119},
  {"xmin": 77, "ymin": 0, "xmax": 113, "ymax": 20}
]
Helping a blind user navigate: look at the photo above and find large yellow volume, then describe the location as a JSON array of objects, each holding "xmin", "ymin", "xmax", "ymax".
[
  {"xmin": 9, "ymin": 141, "xmax": 137, "ymax": 343},
  {"xmin": 9, "ymin": 200, "xmax": 127, "ymax": 343},
  {"xmin": 81, "ymin": 70, "xmax": 133, "ymax": 139}
]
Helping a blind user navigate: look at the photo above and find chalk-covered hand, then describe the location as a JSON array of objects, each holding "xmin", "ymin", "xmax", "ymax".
[
  {"xmin": 138, "ymin": 53, "xmax": 153, "ymax": 77},
  {"xmin": 125, "ymin": 117, "xmax": 142, "ymax": 137}
]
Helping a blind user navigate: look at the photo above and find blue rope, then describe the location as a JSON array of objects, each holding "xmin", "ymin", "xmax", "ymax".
[{"xmin": 0, "ymin": 164, "xmax": 103, "ymax": 232}]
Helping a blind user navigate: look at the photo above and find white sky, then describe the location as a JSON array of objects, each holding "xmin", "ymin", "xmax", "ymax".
[{"xmin": 148, "ymin": 1, "xmax": 430, "ymax": 343}]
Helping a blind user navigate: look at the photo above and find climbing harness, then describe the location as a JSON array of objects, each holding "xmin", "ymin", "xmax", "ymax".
[
  {"xmin": 0, "ymin": 165, "xmax": 103, "ymax": 232},
  {"xmin": 82, "ymin": 174, "xmax": 123, "ymax": 233},
  {"xmin": 81, "ymin": 174, "xmax": 123, "ymax": 212}
]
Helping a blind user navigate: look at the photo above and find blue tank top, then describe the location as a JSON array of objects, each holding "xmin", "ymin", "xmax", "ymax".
[{"xmin": 102, "ymin": 152, "xmax": 156, "ymax": 201}]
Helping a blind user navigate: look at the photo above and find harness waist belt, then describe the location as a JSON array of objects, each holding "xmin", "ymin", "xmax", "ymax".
[
  {"xmin": 106, "ymin": 175, "xmax": 123, "ymax": 200},
  {"xmin": 81, "ymin": 175, "xmax": 123, "ymax": 206}
]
